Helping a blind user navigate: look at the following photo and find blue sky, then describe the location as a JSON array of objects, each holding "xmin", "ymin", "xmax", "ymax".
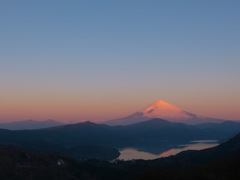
[{"xmin": 0, "ymin": 0, "xmax": 240, "ymax": 122}]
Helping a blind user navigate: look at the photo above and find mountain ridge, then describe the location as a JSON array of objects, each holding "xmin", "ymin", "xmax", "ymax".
[
  {"xmin": 0, "ymin": 119, "xmax": 63, "ymax": 130},
  {"xmin": 0, "ymin": 118, "xmax": 239, "ymax": 159},
  {"xmin": 106, "ymin": 100, "xmax": 228, "ymax": 125}
]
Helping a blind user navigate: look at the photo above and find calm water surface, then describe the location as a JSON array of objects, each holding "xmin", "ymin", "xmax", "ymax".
[{"xmin": 118, "ymin": 140, "xmax": 219, "ymax": 160}]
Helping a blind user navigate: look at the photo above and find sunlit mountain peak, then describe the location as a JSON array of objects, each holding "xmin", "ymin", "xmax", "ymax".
[
  {"xmin": 140, "ymin": 100, "xmax": 193, "ymax": 121},
  {"xmin": 106, "ymin": 99, "xmax": 224, "ymax": 125}
]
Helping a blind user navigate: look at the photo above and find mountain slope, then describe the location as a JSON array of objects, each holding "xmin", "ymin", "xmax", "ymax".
[
  {"xmin": 133, "ymin": 132, "xmax": 240, "ymax": 170},
  {"xmin": 0, "ymin": 119, "xmax": 63, "ymax": 130},
  {"xmin": 1, "ymin": 131, "xmax": 240, "ymax": 180},
  {"xmin": 0, "ymin": 119, "xmax": 239, "ymax": 160},
  {"xmin": 1, "ymin": 133, "xmax": 240, "ymax": 180},
  {"xmin": 0, "ymin": 145, "xmax": 129, "ymax": 180},
  {"xmin": 106, "ymin": 100, "xmax": 227, "ymax": 125},
  {"xmin": 133, "ymin": 133, "xmax": 240, "ymax": 180}
]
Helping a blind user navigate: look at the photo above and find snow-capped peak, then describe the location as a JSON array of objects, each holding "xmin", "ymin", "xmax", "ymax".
[
  {"xmin": 106, "ymin": 99, "xmax": 224, "ymax": 125},
  {"xmin": 139, "ymin": 100, "xmax": 193, "ymax": 121}
]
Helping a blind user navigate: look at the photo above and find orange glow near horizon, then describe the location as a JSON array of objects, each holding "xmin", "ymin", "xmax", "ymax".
[
  {"xmin": 0, "ymin": 0, "xmax": 240, "ymax": 124},
  {"xmin": 1, "ymin": 95, "xmax": 240, "ymax": 123}
]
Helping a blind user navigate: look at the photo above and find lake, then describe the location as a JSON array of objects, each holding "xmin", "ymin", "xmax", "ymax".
[{"xmin": 118, "ymin": 140, "xmax": 219, "ymax": 160}]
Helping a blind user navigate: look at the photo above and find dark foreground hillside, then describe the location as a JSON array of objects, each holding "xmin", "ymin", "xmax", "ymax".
[
  {"xmin": 1, "ymin": 133, "xmax": 240, "ymax": 180},
  {"xmin": 0, "ymin": 145, "xmax": 130, "ymax": 180},
  {"xmin": 134, "ymin": 157, "xmax": 240, "ymax": 180},
  {"xmin": 131, "ymin": 133, "xmax": 240, "ymax": 180}
]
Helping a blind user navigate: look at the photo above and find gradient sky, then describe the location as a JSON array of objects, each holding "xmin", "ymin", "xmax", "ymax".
[{"xmin": 0, "ymin": 0, "xmax": 240, "ymax": 123}]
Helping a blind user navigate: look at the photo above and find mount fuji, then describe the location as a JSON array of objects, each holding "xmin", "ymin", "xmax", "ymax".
[{"xmin": 106, "ymin": 100, "xmax": 226, "ymax": 125}]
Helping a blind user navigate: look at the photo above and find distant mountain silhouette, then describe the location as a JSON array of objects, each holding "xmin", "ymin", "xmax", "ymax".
[
  {"xmin": 123, "ymin": 118, "xmax": 240, "ymax": 149},
  {"xmin": 0, "ymin": 118, "xmax": 239, "ymax": 160},
  {"xmin": 196, "ymin": 120, "xmax": 240, "ymax": 137},
  {"xmin": 106, "ymin": 100, "xmax": 231, "ymax": 125},
  {"xmin": 0, "ymin": 119, "xmax": 63, "ymax": 130},
  {"xmin": 0, "ymin": 121, "xmax": 127, "ymax": 160}
]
